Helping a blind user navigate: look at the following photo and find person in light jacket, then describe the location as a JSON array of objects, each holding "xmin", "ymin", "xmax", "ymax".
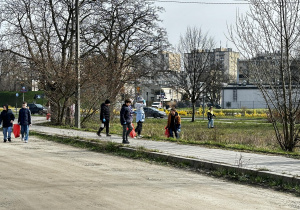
[
  {"xmin": 0, "ymin": 104, "xmax": 15, "ymax": 142},
  {"xmin": 135, "ymin": 97, "xmax": 146, "ymax": 138}
]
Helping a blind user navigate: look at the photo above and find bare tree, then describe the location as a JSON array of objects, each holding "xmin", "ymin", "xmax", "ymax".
[
  {"xmin": 0, "ymin": 0, "xmax": 168, "ymax": 125},
  {"xmin": 169, "ymin": 27, "xmax": 215, "ymax": 122},
  {"xmin": 228, "ymin": 0, "xmax": 300, "ymax": 151}
]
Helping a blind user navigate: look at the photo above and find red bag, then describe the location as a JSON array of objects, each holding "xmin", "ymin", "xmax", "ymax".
[
  {"xmin": 129, "ymin": 123, "xmax": 137, "ymax": 138},
  {"xmin": 13, "ymin": 124, "xmax": 21, "ymax": 138},
  {"xmin": 164, "ymin": 126, "xmax": 170, "ymax": 138}
]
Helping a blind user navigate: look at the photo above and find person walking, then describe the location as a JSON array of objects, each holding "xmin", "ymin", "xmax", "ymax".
[
  {"xmin": 0, "ymin": 104, "xmax": 15, "ymax": 142},
  {"xmin": 207, "ymin": 106, "xmax": 216, "ymax": 128},
  {"xmin": 135, "ymin": 97, "xmax": 146, "ymax": 138},
  {"xmin": 97, "ymin": 99, "xmax": 111, "ymax": 137},
  {"xmin": 18, "ymin": 102, "xmax": 31, "ymax": 143},
  {"xmin": 166, "ymin": 108, "xmax": 181, "ymax": 139},
  {"xmin": 120, "ymin": 99, "xmax": 133, "ymax": 144}
]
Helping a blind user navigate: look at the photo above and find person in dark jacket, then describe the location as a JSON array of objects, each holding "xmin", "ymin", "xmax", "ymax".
[
  {"xmin": 120, "ymin": 99, "xmax": 133, "ymax": 144},
  {"xmin": 18, "ymin": 102, "xmax": 31, "ymax": 143},
  {"xmin": 97, "ymin": 99, "xmax": 111, "ymax": 137},
  {"xmin": 0, "ymin": 104, "xmax": 15, "ymax": 142},
  {"xmin": 207, "ymin": 106, "xmax": 216, "ymax": 128},
  {"xmin": 166, "ymin": 108, "xmax": 181, "ymax": 139}
]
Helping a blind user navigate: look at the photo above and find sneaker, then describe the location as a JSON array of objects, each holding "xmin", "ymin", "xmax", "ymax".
[
  {"xmin": 106, "ymin": 134, "xmax": 111, "ymax": 137},
  {"xmin": 21, "ymin": 138, "xmax": 24, "ymax": 141},
  {"xmin": 96, "ymin": 132, "xmax": 101, "ymax": 137},
  {"xmin": 137, "ymin": 135, "xmax": 143, "ymax": 138},
  {"xmin": 24, "ymin": 140, "xmax": 28, "ymax": 143},
  {"xmin": 8, "ymin": 138, "xmax": 11, "ymax": 142},
  {"xmin": 122, "ymin": 140, "xmax": 130, "ymax": 144},
  {"xmin": 3, "ymin": 139, "xmax": 7, "ymax": 143}
]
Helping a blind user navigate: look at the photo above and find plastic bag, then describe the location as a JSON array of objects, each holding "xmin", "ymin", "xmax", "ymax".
[
  {"xmin": 13, "ymin": 124, "xmax": 21, "ymax": 138},
  {"xmin": 129, "ymin": 123, "xmax": 137, "ymax": 138},
  {"xmin": 164, "ymin": 126, "xmax": 170, "ymax": 138}
]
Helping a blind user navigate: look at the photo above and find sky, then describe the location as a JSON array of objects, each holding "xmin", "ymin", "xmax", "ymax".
[{"xmin": 152, "ymin": 0, "xmax": 250, "ymax": 50}]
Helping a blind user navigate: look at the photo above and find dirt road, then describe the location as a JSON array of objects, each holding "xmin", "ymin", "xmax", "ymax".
[{"xmin": 0, "ymin": 137, "xmax": 299, "ymax": 210}]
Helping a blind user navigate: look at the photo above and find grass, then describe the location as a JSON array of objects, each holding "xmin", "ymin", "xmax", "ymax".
[{"xmin": 38, "ymin": 116, "xmax": 300, "ymax": 158}]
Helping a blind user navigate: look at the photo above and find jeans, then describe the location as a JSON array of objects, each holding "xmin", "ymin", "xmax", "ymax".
[
  {"xmin": 208, "ymin": 119, "xmax": 214, "ymax": 128},
  {"xmin": 21, "ymin": 125, "xmax": 29, "ymax": 141},
  {"xmin": 122, "ymin": 123, "xmax": 133, "ymax": 141},
  {"xmin": 3, "ymin": 126, "xmax": 12, "ymax": 140},
  {"xmin": 169, "ymin": 127, "xmax": 179, "ymax": 139}
]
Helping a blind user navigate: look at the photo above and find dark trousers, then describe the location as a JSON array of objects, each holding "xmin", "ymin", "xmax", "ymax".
[
  {"xmin": 98, "ymin": 120, "xmax": 109, "ymax": 134},
  {"xmin": 122, "ymin": 123, "xmax": 133, "ymax": 141},
  {"xmin": 169, "ymin": 127, "xmax": 179, "ymax": 139},
  {"xmin": 136, "ymin": 121, "xmax": 143, "ymax": 135}
]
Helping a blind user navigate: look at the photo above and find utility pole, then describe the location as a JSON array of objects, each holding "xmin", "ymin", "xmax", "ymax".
[{"xmin": 75, "ymin": 0, "xmax": 81, "ymax": 128}]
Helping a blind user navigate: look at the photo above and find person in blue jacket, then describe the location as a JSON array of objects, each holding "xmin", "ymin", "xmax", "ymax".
[
  {"xmin": 18, "ymin": 102, "xmax": 31, "ymax": 143},
  {"xmin": 135, "ymin": 97, "xmax": 146, "ymax": 138},
  {"xmin": 120, "ymin": 99, "xmax": 133, "ymax": 144},
  {"xmin": 0, "ymin": 104, "xmax": 15, "ymax": 142}
]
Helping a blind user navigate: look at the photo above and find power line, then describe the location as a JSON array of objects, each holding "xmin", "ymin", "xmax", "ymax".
[{"xmin": 147, "ymin": 0, "xmax": 250, "ymax": 4}]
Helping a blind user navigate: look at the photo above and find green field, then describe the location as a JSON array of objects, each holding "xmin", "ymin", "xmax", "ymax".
[{"xmin": 77, "ymin": 116, "xmax": 299, "ymax": 156}]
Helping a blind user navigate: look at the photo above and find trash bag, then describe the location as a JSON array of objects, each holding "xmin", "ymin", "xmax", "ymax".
[
  {"xmin": 129, "ymin": 123, "xmax": 137, "ymax": 138},
  {"xmin": 164, "ymin": 126, "xmax": 170, "ymax": 138},
  {"xmin": 13, "ymin": 124, "xmax": 21, "ymax": 138}
]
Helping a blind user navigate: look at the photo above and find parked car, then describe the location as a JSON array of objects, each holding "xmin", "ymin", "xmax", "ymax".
[
  {"xmin": 151, "ymin": 102, "xmax": 162, "ymax": 109},
  {"xmin": 27, "ymin": 103, "xmax": 47, "ymax": 115},
  {"xmin": 207, "ymin": 103, "xmax": 222, "ymax": 109},
  {"xmin": 144, "ymin": 107, "xmax": 166, "ymax": 118}
]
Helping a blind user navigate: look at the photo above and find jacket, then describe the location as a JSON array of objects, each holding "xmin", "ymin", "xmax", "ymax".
[
  {"xmin": 120, "ymin": 104, "xmax": 132, "ymax": 125},
  {"xmin": 18, "ymin": 108, "xmax": 32, "ymax": 125},
  {"xmin": 100, "ymin": 103, "xmax": 110, "ymax": 121},
  {"xmin": 207, "ymin": 110, "xmax": 215, "ymax": 120},
  {"xmin": 0, "ymin": 108, "xmax": 15, "ymax": 127},
  {"xmin": 167, "ymin": 112, "xmax": 181, "ymax": 129},
  {"xmin": 135, "ymin": 102, "xmax": 146, "ymax": 123}
]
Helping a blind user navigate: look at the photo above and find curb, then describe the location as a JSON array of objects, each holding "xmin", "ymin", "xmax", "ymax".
[
  {"xmin": 121, "ymin": 147, "xmax": 300, "ymax": 186},
  {"xmin": 34, "ymin": 131, "xmax": 300, "ymax": 186}
]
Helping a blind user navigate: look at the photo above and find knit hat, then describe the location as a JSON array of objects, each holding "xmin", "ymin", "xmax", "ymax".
[{"xmin": 105, "ymin": 99, "xmax": 110, "ymax": 104}]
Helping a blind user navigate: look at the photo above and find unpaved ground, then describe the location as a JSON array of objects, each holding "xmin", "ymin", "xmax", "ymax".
[{"xmin": 0, "ymin": 136, "xmax": 299, "ymax": 210}]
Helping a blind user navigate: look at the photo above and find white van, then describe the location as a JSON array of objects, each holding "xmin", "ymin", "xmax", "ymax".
[{"xmin": 152, "ymin": 102, "xmax": 162, "ymax": 109}]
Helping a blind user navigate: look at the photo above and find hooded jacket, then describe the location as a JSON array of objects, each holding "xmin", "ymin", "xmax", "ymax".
[
  {"xmin": 135, "ymin": 101, "xmax": 146, "ymax": 123},
  {"xmin": 100, "ymin": 103, "xmax": 110, "ymax": 121},
  {"xmin": 120, "ymin": 104, "xmax": 132, "ymax": 125},
  {"xmin": 0, "ymin": 105, "xmax": 15, "ymax": 127}
]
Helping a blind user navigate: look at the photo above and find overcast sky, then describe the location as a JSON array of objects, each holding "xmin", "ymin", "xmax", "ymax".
[{"xmin": 152, "ymin": 0, "xmax": 250, "ymax": 50}]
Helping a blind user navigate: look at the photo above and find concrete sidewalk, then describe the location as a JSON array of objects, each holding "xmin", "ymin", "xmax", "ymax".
[{"xmin": 25, "ymin": 117, "xmax": 300, "ymax": 184}]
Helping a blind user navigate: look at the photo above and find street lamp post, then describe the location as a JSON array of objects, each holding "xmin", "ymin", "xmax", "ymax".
[{"xmin": 75, "ymin": 0, "xmax": 81, "ymax": 128}]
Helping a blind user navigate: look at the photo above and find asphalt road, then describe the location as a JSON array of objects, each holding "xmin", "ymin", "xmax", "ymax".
[{"xmin": 0, "ymin": 136, "xmax": 299, "ymax": 210}]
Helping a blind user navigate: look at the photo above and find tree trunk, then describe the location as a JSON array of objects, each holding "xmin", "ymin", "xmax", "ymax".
[{"xmin": 191, "ymin": 102, "xmax": 195, "ymax": 122}]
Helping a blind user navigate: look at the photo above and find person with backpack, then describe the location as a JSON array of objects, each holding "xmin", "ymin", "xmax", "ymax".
[
  {"xmin": 97, "ymin": 99, "xmax": 111, "ymax": 137},
  {"xmin": 18, "ymin": 102, "xmax": 32, "ymax": 143},
  {"xmin": 207, "ymin": 106, "xmax": 216, "ymax": 128},
  {"xmin": 0, "ymin": 104, "xmax": 15, "ymax": 142}
]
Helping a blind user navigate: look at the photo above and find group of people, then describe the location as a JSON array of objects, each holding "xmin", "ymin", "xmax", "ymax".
[
  {"xmin": 0, "ymin": 102, "xmax": 31, "ymax": 143},
  {"xmin": 96, "ymin": 98, "xmax": 217, "ymax": 144},
  {"xmin": 96, "ymin": 98, "xmax": 183, "ymax": 144}
]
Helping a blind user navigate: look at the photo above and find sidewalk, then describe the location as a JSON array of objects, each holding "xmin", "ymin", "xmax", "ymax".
[{"xmin": 27, "ymin": 117, "xmax": 300, "ymax": 184}]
